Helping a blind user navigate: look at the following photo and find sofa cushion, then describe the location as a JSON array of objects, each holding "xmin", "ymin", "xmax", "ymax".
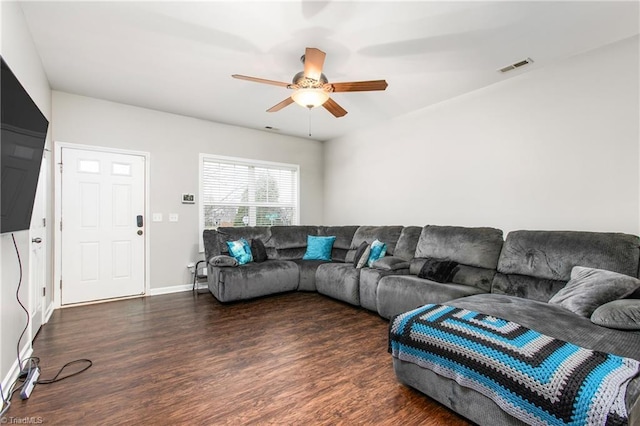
[
  {"xmin": 591, "ymin": 299, "xmax": 640, "ymax": 330},
  {"xmin": 303, "ymin": 235, "xmax": 336, "ymax": 261},
  {"xmin": 409, "ymin": 258, "xmax": 427, "ymax": 276},
  {"xmin": 449, "ymin": 265, "xmax": 495, "ymax": 292},
  {"xmin": 497, "ymin": 230, "xmax": 640, "ymax": 281},
  {"xmin": 394, "ymin": 226, "xmax": 422, "ymax": 261},
  {"xmin": 316, "ymin": 263, "xmax": 361, "ymax": 305},
  {"xmin": 268, "ymin": 225, "xmax": 319, "ymax": 249},
  {"xmin": 275, "ymin": 247, "xmax": 307, "ymax": 260},
  {"xmin": 491, "ymin": 273, "xmax": 566, "ymax": 302},
  {"xmin": 250, "ymin": 238, "xmax": 268, "ymax": 263},
  {"xmin": 415, "ymin": 226, "xmax": 504, "ymax": 270},
  {"xmin": 359, "ymin": 267, "xmax": 410, "ymax": 312},
  {"xmin": 548, "ymin": 266, "xmax": 640, "ymax": 317},
  {"xmin": 318, "ymin": 225, "xmax": 359, "ymax": 250},
  {"xmin": 417, "ymin": 258, "xmax": 459, "ymax": 283},
  {"xmin": 226, "ymin": 239, "xmax": 253, "ymax": 265},
  {"xmin": 292, "ymin": 259, "xmax": 328, "ymax": 292},
  {"xmin": 376, "ymin": 275, "xmax": 485, "ymax": 319},
  {"xmin": 371, "ymin": 256, "xmax": 409, "ymax": 271},
  {"xmin": 318, "ymin": 225, "xmax": 359, "ymax": 263},
  {"xmin": 208, "ymin": 260, "xmax": 299, "ymax": 302},
  {"xmin": 209, "ymin": 255, "xmax": 238, "ymax": 267}
]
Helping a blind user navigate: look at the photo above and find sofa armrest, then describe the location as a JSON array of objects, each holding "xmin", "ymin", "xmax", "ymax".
[
  {"xmin": 209, "ymin": 255, "xmax": 238, "ymax": 268},
  {"xmin": 371, "ymin": 256, "xmax": 410, "ymax": 271}
]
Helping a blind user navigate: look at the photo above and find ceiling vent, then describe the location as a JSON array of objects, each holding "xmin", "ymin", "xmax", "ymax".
[{"xmin": 498, "ymin": 58, "xmax": 534, "ymax": 73}]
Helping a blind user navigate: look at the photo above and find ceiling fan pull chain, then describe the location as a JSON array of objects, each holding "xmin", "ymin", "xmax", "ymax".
[{"xmin": 308, "ymin": 108, "xmax": 312, "ymax": 137}]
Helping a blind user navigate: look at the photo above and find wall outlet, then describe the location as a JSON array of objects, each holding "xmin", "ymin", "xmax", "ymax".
[
  {"xmin": 169, "ymin": 213, "xmax": 179, "ymax": 222},
  {"xmin": 187, "ymin": 262, "xmax": 195, "ymax": 269}
]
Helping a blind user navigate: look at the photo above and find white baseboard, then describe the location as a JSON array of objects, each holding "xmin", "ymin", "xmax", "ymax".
[
  {"xmin": 148, "ymin": 282, "xmax": 208, "ymax": 296},
  {"xmin": 44, "ymin": 302, "xmax": 55, "ymax": 324}
]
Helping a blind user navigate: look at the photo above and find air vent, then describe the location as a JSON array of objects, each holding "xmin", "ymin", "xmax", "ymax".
[{"xmin": 498, "ymin": 57, "xmax": 534, "ymax": 73}]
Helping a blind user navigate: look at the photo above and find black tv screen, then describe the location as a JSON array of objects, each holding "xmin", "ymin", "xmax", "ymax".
[{"xmin": 1, "ymin": 56, "xmax": 49, "ymax": 234}]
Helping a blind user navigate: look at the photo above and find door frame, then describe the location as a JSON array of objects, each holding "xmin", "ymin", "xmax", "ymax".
[
  {"xmin": 28, "ymin": 152, "xmax": 48, "ymax": 337},
  {"xmin": 53, "ymin": 141, "xmax": 151, "ymax": 308}
]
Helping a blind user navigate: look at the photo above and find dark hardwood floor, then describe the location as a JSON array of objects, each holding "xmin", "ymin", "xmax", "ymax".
[{"xmin": 6, "ymin": 291, "xmax": 471, "ymax": 425}]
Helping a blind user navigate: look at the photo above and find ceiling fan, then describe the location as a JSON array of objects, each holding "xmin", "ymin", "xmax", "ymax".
[{"xmin": 232, "ymin": 47, "xmax": 388, "ymax": 118}]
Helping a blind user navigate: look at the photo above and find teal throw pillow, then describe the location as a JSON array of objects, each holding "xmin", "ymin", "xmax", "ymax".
[
  {"xmin": 226, "ymin": 238, "xmax": 253, "ymax": 265},
  {"xmin": 367, "ymin": 239, "xmax": 387, "ymax": 267},
  {"xmin": 303, "ymin": 235, "xmax": 336, "ymax": 261}
]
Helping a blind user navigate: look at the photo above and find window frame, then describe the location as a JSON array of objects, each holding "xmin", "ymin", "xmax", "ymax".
[{"xmin": 198, "ymin": 153, "xmax": 300, "ymax": 252}]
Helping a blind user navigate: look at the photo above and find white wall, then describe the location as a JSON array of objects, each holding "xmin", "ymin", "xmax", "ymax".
[
  {"xmin": 51, "ymin": 92, "xmax": 324, "ymax": 290},
  {"xmin": 0, "ymin": 1, "xmax": 53, "ymax": 403},
  {"xmin": 324, "ymin": 36, "xmax": 640, "ymax": 236}
]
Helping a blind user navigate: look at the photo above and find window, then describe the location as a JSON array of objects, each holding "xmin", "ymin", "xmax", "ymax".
[{"xmin": 199, "ymin": 154, "xmax": 299, "ymax": 235}]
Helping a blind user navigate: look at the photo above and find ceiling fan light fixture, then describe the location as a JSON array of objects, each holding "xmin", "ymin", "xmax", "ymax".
[{"xmin": 291, "ymin": 88, "xmax": 329, "ymax": 109}]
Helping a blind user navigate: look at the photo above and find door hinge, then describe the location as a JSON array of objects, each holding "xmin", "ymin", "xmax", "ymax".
[
  {"xmin": 42, "ymin": 218, "xmax": 46, "ymax": 227},
  {"xmin": 60, "ymin": 221, "xmax": 62, "ymax": 231},
  {"xmin": 42, "ymin": 287, "xmax": 46, "ymax": 297},
  {"xmin": 60, "ymin": 279, "xmax": 62, "ymax": 289},
  {"xmin": 59, "ymin": 162, "xmax": 63, "ymax": 173}
]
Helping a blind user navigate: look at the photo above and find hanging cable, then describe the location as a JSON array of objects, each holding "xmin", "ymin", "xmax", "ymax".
[
  {"xmin": 11, "ymin": 233, "xmax": 30, "ymax": 373},
  {"xmin": 308, "ymin": 107, "xmax": 312, "ymax": 137}
]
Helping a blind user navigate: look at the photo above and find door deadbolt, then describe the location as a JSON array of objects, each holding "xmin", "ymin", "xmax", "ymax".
[
  {"xmin": 137, "ymin": 230, "xmax": 143, "ymax": 236},
  {"xmin": 32, "ymin": 237, "xmax": 43, "ymax": 243}
]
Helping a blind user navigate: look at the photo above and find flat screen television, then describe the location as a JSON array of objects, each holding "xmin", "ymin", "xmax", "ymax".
[{"xmin": 1, "ymin": 56, "xmax": 49, "ymax": 234}]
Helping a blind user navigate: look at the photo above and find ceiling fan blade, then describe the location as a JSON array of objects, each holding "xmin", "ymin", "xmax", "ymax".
[
  {"xmin": 267, "ymin": 97, "xmax": 294, "ymax": 112},
  {"xmin": 330, "ymin": 80, "xmax": 388, "ymax": 92},
  {"xmin": 323, "ymin": 98, "xmax": 347, "ymax": 118},
  {"xmin": 303, "ymin": 48, "xmax": 326, "ymax": 81},
  {"xmin": 232, "ymin": 74, "xmax": 290, "ymax": 88}
]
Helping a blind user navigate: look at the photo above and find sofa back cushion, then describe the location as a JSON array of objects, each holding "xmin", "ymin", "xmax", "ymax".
[
  {"xmin": 410, "ymin": 225, "xmax": 504, "ymax": 291},
  {"xmin": 393, "ymin": 226, "xmax": 423, "ymax": 261},
  {"xmin": 414, "ymin": 225, "xmax": 504, "ymax": 269},
  {"xmin": 319, "ymin": 226, "xmax": 359, "ymax": 262},
  {"xmin": 267, "ymin": 226, "xmax": 320, "ymax": 260},
  {"xmin": 345, "ymin": 226, "xmax": 404, "ymax": 263},
  {"xmin": 493, "ymin": 230, "xmax": 640, "ymax": 302}
]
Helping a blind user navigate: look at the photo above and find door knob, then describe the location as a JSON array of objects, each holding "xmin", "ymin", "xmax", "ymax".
[
  {"xmin": 137, "ymin": 230, "xmax": 143, "ymax": 236},
  {"xmin": 32, "ymin": 237, "xmax": 42, "ymax": 243}
]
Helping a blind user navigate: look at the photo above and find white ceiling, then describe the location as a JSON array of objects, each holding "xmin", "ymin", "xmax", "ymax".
[{"xmin": 19, "ymin": 1, "xmax": 640, "ymax": 141}]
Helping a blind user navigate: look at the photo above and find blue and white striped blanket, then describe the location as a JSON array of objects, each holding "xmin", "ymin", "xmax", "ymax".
[{"xmin": 389, "ymin": 304, "xmax": 640, "ymax": 426}]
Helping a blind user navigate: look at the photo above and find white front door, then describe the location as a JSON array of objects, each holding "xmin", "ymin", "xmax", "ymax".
[
  {"xmin": 61, "ymin": 147, "xmax": 146, "ymax": 305},
  {"xmin": 29, "ymin": 155, "xmax": 48, "ymax": 335}
]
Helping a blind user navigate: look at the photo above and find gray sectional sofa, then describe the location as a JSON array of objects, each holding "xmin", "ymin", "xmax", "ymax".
[{"xmin": 202, "ymin": 225, "xmax": 640, "ymax": 426}]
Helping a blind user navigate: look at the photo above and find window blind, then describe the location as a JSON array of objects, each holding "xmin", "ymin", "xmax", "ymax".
[{"xmin": 200, "ymin": 155, "xmax": 299, "ymax": 229}]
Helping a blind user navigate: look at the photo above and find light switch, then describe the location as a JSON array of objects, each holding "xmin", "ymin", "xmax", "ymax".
[
  {"xmin": 152, "ymin": 213, "xmax": 163, "ymax": 222},
  {"xmin": 169, "ymin": 213, "xmax": 179, "ymax": 222}
]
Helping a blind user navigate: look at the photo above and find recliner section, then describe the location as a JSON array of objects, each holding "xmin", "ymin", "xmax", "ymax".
[
  {"xmin": 358, "ymin": 226, "xmax": 422, "ymax": 311},
  {"xmin": 315, "ymin": 225, "xmax": 405, "ymax": 304},
  {"xmin": 376, "ymin": 225, "xmax": 504, "ymax": 318}
]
